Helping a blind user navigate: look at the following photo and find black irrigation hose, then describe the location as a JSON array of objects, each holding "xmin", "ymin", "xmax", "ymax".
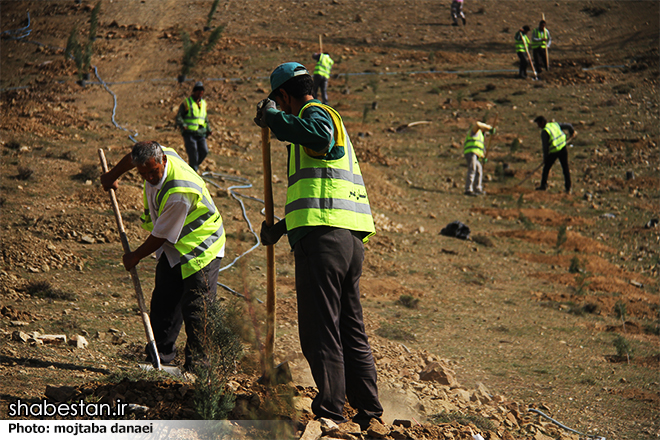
[
  {"xmin": 1, "ymin": 12, "xmax": 32, "ymax": 40},
  {"xmin": 528, "ymin": 408, "xmax": 606, "ymax": 440},
  {"xmin": 202, "ymin": 172, "xmax": 281, "ymax": 305},
  {"xmin": 92, "ymin": 66, "xmax": 139, "ymax": 143}
]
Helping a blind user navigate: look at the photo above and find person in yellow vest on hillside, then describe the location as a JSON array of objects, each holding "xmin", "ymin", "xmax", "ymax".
[
  {"xmin": 312, "ymin": 52, "xmax": 334, "ymax": 105},
  {"xmin": 175, "ymin": 81, "xmax": 213, "ymax": 172},
  {"xmin": 514, "ymin": 25, "xmax": 531, "ymax": 79},
  {"xmin": 464, "ymin": 120, "xmax": 496, "ymax": 196},
  {"xmin": 100, "ymin": 141, "xmax": 226, "ymax": 372},
  {"xmin": 534, "ymin": 116, "xmax": 576, "ymax": 194},
  {"xmin": 253, "ymin": 62, "xmax": 384, "ymax": 429},
  {"xmin": 531, "ymin": 20, "xmax": 551, "ymax": 73}
]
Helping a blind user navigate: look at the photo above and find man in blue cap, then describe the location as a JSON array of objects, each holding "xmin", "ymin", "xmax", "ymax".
[{"xmin": 254, "ymin": 62, "xmax": 384, "ymax": 429}]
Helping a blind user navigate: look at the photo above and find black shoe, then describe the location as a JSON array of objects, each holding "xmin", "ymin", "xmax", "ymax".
[
  {"xmin": 462, "ymin": 17, "xmax": 466, "ymax": 25},
  {"xmin": 535, "ymin": 186, "xmax": 546, "ymax": 191},
  {"xmin": 452, "ymin": 22, "xmax": 459, "ymax": 26}
]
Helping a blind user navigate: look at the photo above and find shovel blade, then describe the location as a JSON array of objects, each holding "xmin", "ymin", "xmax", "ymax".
[{"xmin": 137, "ymin": 362, "xmax": 183, "ymax": 377}]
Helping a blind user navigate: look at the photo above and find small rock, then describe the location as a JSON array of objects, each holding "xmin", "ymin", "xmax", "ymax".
[
  {"xmin": 45, "ymin": 385, "xmax": 76, "ymax": 402},
  {"xmin": 419, "ymin": 361, "xmax": 458, "ymax": 387},
  {"xmin": 300, "ymin": 420, "xmax": 322, "ymax": 440},
  {"xmin": 365, "ymin": 418, "xmax": 389, "ymax": 438},
  {"xmin": 69, "ymin": 335, "xmax": 88, "ymax": 349},
  {"xmin": 12, "ymin": 331, "xmax": 29, "ymax": 343}
]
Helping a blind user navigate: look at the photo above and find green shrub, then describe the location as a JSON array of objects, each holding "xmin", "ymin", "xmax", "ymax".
[
  {"xmin": 396, "ymin": 294, "xmax": 419, "ymax": 309},
  {"xmin": 193, "ymin": 300, "xmax": 243, "ymax": 419},
  {"xmin": 613, "ymin": 335, "xmax": 633, "ymax": 360}
]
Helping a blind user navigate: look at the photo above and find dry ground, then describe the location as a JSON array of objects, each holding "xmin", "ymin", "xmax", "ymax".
[{"xmin": 1, "ymin": 1, "xmax": 659, "ymax": 439}]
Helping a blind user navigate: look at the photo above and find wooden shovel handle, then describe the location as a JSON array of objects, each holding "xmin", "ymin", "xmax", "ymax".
[
  {"xmin": 98, "ymin": 149, "xmax": 160, "ymax": 368},
  {"xmin": 261, "ymin": 128, "xmax": 277, "ymax": 378}
]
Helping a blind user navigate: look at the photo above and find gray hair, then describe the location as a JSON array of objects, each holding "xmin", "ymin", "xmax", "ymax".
[{"xmin": 131, "ymin": 141, "xmax": 164, "ymax": 166}]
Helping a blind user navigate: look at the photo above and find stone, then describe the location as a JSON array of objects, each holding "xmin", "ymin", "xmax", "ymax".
[
  {"xmin": 300, "ymin": 420, "xmax": 322, "ymax": 440},
  {"xmin": 293, "ymin": 396, "xmax": 313, "ymax": 414},
  {"xmin": 365, "ymin": 418, "xmax": 389, "ymax": 438},
  {"xmin": 45, "ymin": 385, "xmax": 76, "ymax": 402},
  {"xmin": 392, "ymin": 419, "xmax": 412, "ymax": 428},
  {"xmin": 418, "ymin": 361, "xmax": 458, "ymax": 387},
  {"xmin": 68, "ymin": 335, "xmax": 88, "ymax": 349},
  {"xmin": 11, "ymin": 331, "xmax": 29, "ymax": 343}
]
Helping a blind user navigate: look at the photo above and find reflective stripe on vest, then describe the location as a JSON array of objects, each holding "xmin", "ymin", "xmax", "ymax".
[
  {"xmin": 313, "ymin": 54, "xmax": 334, "ymax": 79},
  {"xmin": 140, "ymin": 147, "xmax": 225, "ymax": 279},
  {"xmin": 285, "ymin": 102, "xmax": 375, "ymax": 242},
  {"xmin": 544, "ymin": 122, "xmax": 567, "ymax": 154},
  {"xmin": 463, "ymin": 130, "xmax": 485, "ymax": 157},
  {"xmin": 515, "ymin": 31, "xmax": 529, "ymax": 52},
  {"xmin": 182, "ymin": 97, "xmax": 207, "ymax": 131},
  {"xmin": 531, "ymin": 28, "xmax": 548, "ymax": 49}
]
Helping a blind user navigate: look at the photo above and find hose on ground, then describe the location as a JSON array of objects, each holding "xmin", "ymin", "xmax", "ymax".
[{"xmin": 528, "ymin": 408, "xmax": 606, "ymax": 440}]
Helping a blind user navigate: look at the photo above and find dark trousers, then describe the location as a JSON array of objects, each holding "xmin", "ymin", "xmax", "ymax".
[
  {"xmin": 148, "ymin": 256, "xmax": 221, "ymax": 369},
  {"xmin": 294, "ymin": 227, "xmax": 382, "ymax": 423},
  {"xmin": 540, "ymin": 147, "xmax": 571, "ymax": 192},
  {"xmin": 183, "ymin": 132, "xmax": 208, "ymax": 171},
  {"xmin": 517, "ymin": 51, "xmax": 528, "ymax": 78},
  {"xmin": 533, "ymin": 47, "xmax": 548, "ymax": 72},
  {"xmin": 312, "ymin": 74, "xmax": 329, "ymax": 105}
]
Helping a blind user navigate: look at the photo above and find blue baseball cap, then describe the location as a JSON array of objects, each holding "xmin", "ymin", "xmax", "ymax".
[{"xmin": 269, "ymin": 62, "xmax": 309, "ymax": 99}]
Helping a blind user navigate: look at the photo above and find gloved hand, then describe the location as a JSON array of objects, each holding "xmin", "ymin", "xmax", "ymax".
[
  {"xmin": 489, "ymin": 127, "xmax": 497, "ymax": 135},
  {"xmin": 260, "ymin": 219, "xmax": 286, "ymax": 246},
  {"xmin": 254, "ymin": 98, "xmax": 276, "ymax": 128}
]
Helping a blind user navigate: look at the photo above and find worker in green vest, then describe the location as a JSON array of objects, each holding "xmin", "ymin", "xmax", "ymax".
[
  {"xmin": 531, "ymin": 20, "xmax": 551, "ymax": 72},
  {"xmin": 175, "ymin": 81, "xmax": 213, "ymax": 172},
  {"xmin": 101, "ymin": 141, "xmax": 226, "ymax": 371},
  {"xmin": 312, "ymin": 52, "xmax": 334, "ymax": 104},
  {"xmin": 534, "ymin": 116, "xmax": 576, "ymax": 194},
  {"xmin": 464, "ymin": 121, "xmax": 496, "ymax": 196},
  {"xmin": 253, "ymin": 62, "xmax": 384, "ymax": 429},
  {"xmin": 514, "ymin": 25, "xmax": 531, "ymax": 78}
]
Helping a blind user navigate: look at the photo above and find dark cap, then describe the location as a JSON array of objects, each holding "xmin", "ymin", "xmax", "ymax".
[
  {"xmin": 522, "ymin": 25, "xmax": 530, "ymax": 32},
  {"xmin": 193, "ymin": 81, "xmax": 204, "ymax": 91},
  {"xmin": 268, "ymin": 62, "xmax": 309, "ymax": 99},
  {"xmin": 534, "ymin": 116, "xmax": 546, "ymax": 124}
]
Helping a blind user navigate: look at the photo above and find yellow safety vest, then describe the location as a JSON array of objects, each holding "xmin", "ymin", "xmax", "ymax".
[
  {"xmin": 531, "ymin": 28, "xmax": 549, "ymax": 49},
  {"xmin": 463, "ymin": 130, "xmax": 485, "ymax": 158},
  {"xmin": 141, "ymin": 147, "xmax": 225, "ymax": 278},
  {"xmin": 313, "ymin": 54, "xmax": 334, "ymax": 79},
  {"xmin": 182, "ymin": 97, "xmax": 207, "ymax": 131},
  {"xmin": 544, "ymin": 122, "xmax": 567, "ymax": 154},
  {"xmin": 285, "ymin": 102, "xmax": 375, "ymax": 242},
  {"xmin": 515, "ymin": 31, "xmax": 530, "ymax": 53}
]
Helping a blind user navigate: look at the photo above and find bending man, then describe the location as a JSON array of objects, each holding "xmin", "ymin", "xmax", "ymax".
[{"xmin": 101, "ymin": 141, "xmax": 225, "ymax": 371}]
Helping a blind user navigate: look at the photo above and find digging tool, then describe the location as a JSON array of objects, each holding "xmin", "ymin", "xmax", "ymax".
[
  {"xmin": 523, "ymin": 38, "xmax": 538, "ymax": 80},
  {"xmin": 98, "ymin": 149, "xmax": 181, "ymax": 377},
  {"xmin": 513, "ymin": 161, "xmax": 544, "ymax": 188},
  {"xmin": 261, "ymin": 127, "xmax": 277, "ymax": 384},
  {"xmin": 319, "ymin": 34, "xmax": 323, "ymax": 54},
  {"xmin": 483, "ymin": 113, "xmax": 499, "ymax": 163},
  {"xmin": 542, "ymin": 13, "xmax": 550, "ymax": 71}
]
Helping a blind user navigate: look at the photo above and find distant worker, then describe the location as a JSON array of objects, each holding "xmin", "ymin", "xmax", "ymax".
[
  {"xmin": 100, "ymin": 141, "xmax": 226, "ymax": 371},
  {"xmin": 254, "ymin": 62, "xmax": 384, "ymax": 429},
  {"xmin": 451, "ymin": 0, "xmax": 466, "ymax": 26},
  {"xmin": 464, "ymin": 121, "xmax": 495, "ymax": 196},
  {"xmin": 312, "ymin": 52, "xmax": 334, "ymax": 105},
  {"xmin": 514, "ymin": 25, "xmax": 531, "ymax": 79},
  {"xmin": 175, "ymin": 81, "xmax": 213, "ymax": 172},
  {"xmin": 531, "ymin": 20, "xmax": 551, "ymax": 72},
  {"xmin": 534, "ymin": 116, "xmax": 576, "ymax": 194}
]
